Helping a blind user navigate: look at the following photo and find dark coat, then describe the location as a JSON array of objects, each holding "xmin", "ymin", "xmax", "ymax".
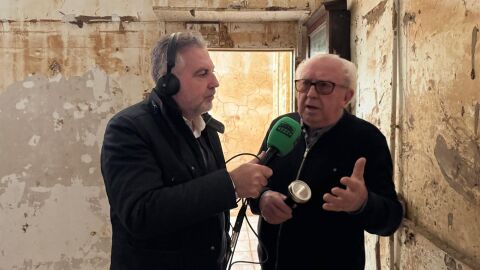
[
  {"xmin": 101, "ymin": 91, "xmax": 237, "ymax": 270},
  {"xmin": 250, "ymin": 112, "xmax": 403, "ymax": 270}
]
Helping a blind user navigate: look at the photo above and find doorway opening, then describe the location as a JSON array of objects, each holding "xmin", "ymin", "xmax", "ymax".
[
  {"xmin": 209, "ymin": 50, "xmax": 294, "ymax": 270},
  {"xmin": 209, "ymin": 50, "xmax": 295, "ymax": 172}
]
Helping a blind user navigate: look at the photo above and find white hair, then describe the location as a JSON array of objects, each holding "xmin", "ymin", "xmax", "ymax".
[{"xmin": 296, "ymin": 54, "xmax": 357, "ymax": 91}]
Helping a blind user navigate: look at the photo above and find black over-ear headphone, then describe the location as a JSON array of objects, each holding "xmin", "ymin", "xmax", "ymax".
[{"xmin": 157, "ymin": 33, "xmax": 180, "ymax": 96}]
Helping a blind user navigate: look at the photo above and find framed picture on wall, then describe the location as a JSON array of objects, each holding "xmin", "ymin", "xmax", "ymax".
[
  {"xmin": 305, "ymin": 0, "xmax": 350, "ymax": 60},
  {"xmin": 309, "ymin": 23, "xmax": 328, "ymax": 56}
]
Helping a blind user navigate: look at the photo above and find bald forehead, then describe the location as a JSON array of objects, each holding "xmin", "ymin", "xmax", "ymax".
[{"xmin": 297, "ymin": 57, "xmax": 344, "ymax": 79}]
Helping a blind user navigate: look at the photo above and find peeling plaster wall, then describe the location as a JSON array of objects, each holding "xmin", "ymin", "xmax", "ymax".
[
  {"xmin": 351, "ymin": 0, "xmax": 394, "ymax": 138},
  {"xmin": 186, "ymin": 21, "xmax": 299, "ymax": 48},
  {"xmin": 399, "ymin": 0, "xmax": 480, "ymax": 268},
  {"xmin": 0, "ymin": 0, "xmax": 158, "ymax": 21},
  {"xmin": 150, "ymin": 0, "xmax": 317, "ymax": 10},
  {"xmin": 350, "ymin": 0, "xmax": 480, "ymax": 269},
  {"xmin": 350, "ymin": 1, "xmax": 396, "ymax": 269},
  {"xmin": 0, "ymin": 6, "xmax": 161, "ymax": 269},
  {"xmin": 0, "ymin": 21, "xmax": 160, "ymax": 269},
  {"xmin": 399, "ymin": 220, "xmax": 474, "ymax": 270},
  {"xmin": 3, "ymin": 0, "xmax": 478, "ymax": 269}
]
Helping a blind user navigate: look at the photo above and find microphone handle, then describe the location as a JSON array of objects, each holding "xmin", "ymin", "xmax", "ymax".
[
  {"xmin": 259, "ymin": 147, "xmax": 277, "ymax": 165},
  {"xmin": 284, "ymin": 196, "xmax": 297, "ymax": 208}
]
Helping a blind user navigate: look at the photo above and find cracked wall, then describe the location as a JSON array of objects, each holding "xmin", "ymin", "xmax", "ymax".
[
  {"xmin": 350, "ymin": 0, "xmax": 479, "ymax": 269},
  {"xmin": 350, "ymin": 1, "xmax": 397, "ymax": 268},
  {"xmin": 0, "ymin": 18, "xmax": 161, "ymax": 269},
  {"xmin": 0, "ymin": 69, "xmax": 118, "ymax": 269},
  {"xmin": 399, "ymin": 0, "xmax": 480, "ymax": 268},
  {"xmin": 2, "ymin": 0, "xmax": 479, "ymax": 269}
]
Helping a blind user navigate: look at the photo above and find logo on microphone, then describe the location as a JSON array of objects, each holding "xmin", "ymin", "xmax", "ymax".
[{"xmin": 276, "ymin": 123, "xmax": 295, "ymax": 138}]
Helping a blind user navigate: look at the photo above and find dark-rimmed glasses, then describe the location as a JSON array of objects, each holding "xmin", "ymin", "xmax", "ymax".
[{"xmin": 295, "ymin": 79, "xmax": 349, "ymax": 95}]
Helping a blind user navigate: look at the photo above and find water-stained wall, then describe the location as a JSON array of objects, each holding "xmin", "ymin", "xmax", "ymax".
[
  {"xmin": 350, "ymin": 0, "xmax": 479, "ymax": 269},
  {"xmin": 398, "ymin": 0, "xmax": 479, "ymax": 269},
  {"xmin": 0, "ymin": 21, "xmax": 161, "ymax": 269},
  {"xmin": 1, "ymin": 0, "xmax": 479, "ymax": 269},
  {"xmin": 350, "ymin": 1, "xmax": 397, "ymax": 268}
]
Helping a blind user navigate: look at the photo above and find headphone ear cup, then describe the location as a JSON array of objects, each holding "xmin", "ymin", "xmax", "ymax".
[
  {"xmin": 165, "ymin": 73, "xmax": 180, "ymax": 96},
  {"xmin": 157, "ymin": 73, "xmax": 180, "ymax": 96}
]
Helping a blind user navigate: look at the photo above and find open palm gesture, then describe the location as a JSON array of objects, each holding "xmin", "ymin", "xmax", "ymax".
[{"xmin": 322, "ymin": 157, "xmax": 368, "ymax": 212}]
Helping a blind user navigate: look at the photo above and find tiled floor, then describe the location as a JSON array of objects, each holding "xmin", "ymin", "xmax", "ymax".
[{"xmin": 228, "ymin": 215, "xmax": 262, "ymax": 270}]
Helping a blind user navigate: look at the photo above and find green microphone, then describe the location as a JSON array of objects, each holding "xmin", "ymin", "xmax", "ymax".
[
  {"xmin": 260, "ymin": 116, "xmax": 301, "ymax": 165},
  {"xmin": 227, "ymin": 117, "xmax": 302, "ymax": 265}
]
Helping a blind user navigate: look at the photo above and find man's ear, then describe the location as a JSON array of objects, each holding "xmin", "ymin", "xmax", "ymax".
[{"xmin": 343, "ymin": 89, "xmax": 354, "ymax": 104}]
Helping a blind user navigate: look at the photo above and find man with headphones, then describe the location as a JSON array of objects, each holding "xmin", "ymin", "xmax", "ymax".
[{"xmin": 101, "ymin": 31, "xmax": 272, "ymax": 269}]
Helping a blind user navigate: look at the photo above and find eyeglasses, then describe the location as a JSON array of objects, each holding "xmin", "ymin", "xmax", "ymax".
[{"xmin": 294, "ymin": 79, "xmax": 349, "ymax": 95}]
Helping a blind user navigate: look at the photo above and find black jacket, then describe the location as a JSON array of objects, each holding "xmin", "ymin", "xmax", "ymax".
[
  {"xmin": 250, "ymin": 112, "xmax": 403, "ymax": 270},
  {"xmin": 101, "ymin": 91, "xmax": 237, "ymax": 269}
]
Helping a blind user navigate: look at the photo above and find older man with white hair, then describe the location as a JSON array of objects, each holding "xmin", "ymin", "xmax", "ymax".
[{"xmin": 250, "ymin": 54, "xmax": 403, "ymax": 270}]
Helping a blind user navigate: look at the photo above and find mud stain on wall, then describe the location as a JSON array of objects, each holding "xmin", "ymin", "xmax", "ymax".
[
  {"xmin": 363, "ymin": 0, "xmax": 387, "ymax": 27},
  {"xmin": 403, "ymin": 12, "xmax": 416, "ymax": 25},
  {"xmin": 434, "ymin": 135, "xmax": 479, "ymax": 205},
  {"xmin": 90, "ymin": 33, "xmax": 125, "ymax": 74}
]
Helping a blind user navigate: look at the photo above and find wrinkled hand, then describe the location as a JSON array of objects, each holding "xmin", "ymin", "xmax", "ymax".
[
  {"xmin": 259, "ymin": 190, "xmax": 292, "ymax": 224},
  {"xmin": 322, "ymin": 157, "xmax": 368, "ymax": 212},
  {"xmin": 229, "ymin": 159, "xmax": 272, "ymax": 198}
]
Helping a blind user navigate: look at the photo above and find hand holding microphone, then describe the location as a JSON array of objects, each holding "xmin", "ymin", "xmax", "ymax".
[
  {"xmin": 229, "ymin": 162, "xmax": 272, "ymax": 198},
  {"xmin": 228, "ymin": 116, "xmax": 302, "ymax": 198},
  {"xmin": 251, "ymin": 116, "xmax": 312, "ymax": 224},
  {"xmin": 227, "ymin": 117, "xmax": 305, "ymax": 263}
]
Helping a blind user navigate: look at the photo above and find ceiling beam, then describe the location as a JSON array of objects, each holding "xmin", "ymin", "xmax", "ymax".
[{"xmin": 153, "ymin": 7, "xmax": 311, "ymax": 22}]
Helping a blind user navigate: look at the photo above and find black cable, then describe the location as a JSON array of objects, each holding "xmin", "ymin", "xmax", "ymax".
[
  {"xmin": 244, "ymin": 212, "xmax": 269, "ymax": 265},
  {"xmin": 227, "ymin": 200, "xmax": 268, "ymax": 270},
  {"xmin": 229, "ymin": 198, "xmax": 243, "ymax": 231},
  {"xmin": 225, "ymin": 152, "xmax": 258, "ymax": 240},
  {"xmin": 225, "ymin": 152, "xmax": 260, "ymax": 164},
  {"xmin": 274, "ymin": 224, "xmax": 284, "ymax": 270},
  {"xmin": 227, "ymin": 199, "xmax": 247, "ymax": 269},
  {"xmin": 224, "ymin": 152, "xmax": 268, "ymax": 269},
  {"xmin": 226, "ymin": 153, "xmax": 256, "ymax": 233}
]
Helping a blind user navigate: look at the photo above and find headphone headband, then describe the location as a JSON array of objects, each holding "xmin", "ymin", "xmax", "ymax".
[{"xmin": 166, "ymin": 33, "xmax": 178, "ymax": 74}]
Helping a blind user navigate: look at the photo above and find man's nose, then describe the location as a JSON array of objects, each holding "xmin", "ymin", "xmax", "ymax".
[
  {"xmin": 211, "ymin": 74, "xmax": 220, "ymax": 88},
  {"xmin": 306, "ymin": 84, "xmax": 318, "ymax": 97}
]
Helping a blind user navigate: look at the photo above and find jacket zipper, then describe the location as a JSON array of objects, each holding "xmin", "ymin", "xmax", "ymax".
[{"xmin": 295, "ymin": 145, "xmax": 310, "ymax": 180}]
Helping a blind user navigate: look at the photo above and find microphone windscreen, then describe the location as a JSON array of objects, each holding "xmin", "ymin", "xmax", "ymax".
[{"xmin": 266, "ymin": 116, "xmax": 301, "ymax": 156}]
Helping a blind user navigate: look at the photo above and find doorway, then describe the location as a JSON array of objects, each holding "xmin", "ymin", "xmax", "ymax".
[
  {"xmin": 209, "ymin": 50, "xmax": 295, "ymax": 170},
  {"xmin": 209, "ymin": 50, "xmax": 294, "ymax": 270}
]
